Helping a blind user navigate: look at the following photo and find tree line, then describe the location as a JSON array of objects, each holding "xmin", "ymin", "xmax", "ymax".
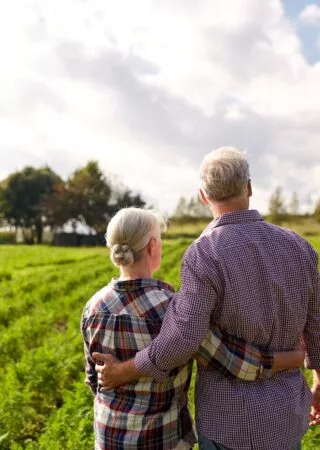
[
  {"xmin": 1, "ymin": 163, "xmax": 319, "ymax": 246},
  {"xmin": 0, "ymin": 161, "xmax": 145, "ymax": 244},
  {"xmin": 173, "ymin": 187, "xmax": 320, "ymax": 225},
  {"xmin": 267, "ymin": 187, "xmax": 320, "ymax": 224}
]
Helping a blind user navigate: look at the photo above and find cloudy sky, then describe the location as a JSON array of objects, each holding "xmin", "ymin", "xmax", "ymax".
[{"xmin": 1, "ymin": 0, "xmax": 320, "ymax": 214}]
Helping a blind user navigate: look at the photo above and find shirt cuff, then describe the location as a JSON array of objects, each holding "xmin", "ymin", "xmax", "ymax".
[
  {"xmin": 260, "ymin": 351, "xmax": 274, "ymax": 379},
  {"xmin": 135, "ymin": 347, "xmax": 168, "ymax": 382}
]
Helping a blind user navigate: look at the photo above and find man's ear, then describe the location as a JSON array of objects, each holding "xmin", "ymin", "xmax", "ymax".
[
  {"xmin": 199, "ymin": 188, "xmax": 209, "ymax": 205},
  {"xmin": 248, "ymin": 180, "xmax": 252, "ymax": 197},
  {"xmin": 146, "ymin": 238, "xmax": 155, "ymax": 257}
]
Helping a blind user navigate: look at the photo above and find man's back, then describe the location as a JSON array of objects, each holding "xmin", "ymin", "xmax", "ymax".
[{"xmin": 192, "ymin": 210, "xmax": 318, "ymax": 450}]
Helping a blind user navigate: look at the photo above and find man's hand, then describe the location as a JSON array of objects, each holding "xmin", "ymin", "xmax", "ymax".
[
  {"xmin": 310, "ymin": 407, "xmax": 320, "ymax": 426},
  {"xmin": 310, "ymin": 371, "xmax": 320, "ymax": 426},
  {"xmin": 93, "ymin": 353, "xmax": 121, "ymax": 391},
  {"xmin": 92, "ymin": 352, "xmax": 141, "ymax": 392}
]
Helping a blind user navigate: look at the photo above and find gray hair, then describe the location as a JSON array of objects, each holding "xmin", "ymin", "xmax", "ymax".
[
  {"xmin": 105, "ymin": 207, "xmax": 167, "ymax": 267},
  {"xmin": 199, "ymin": 147, "xmax": 250, "ymax": 202}
]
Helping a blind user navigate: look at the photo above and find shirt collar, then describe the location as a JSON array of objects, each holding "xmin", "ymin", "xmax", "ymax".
[
  {"xmin": 110, "ymin": 278, "xmax": 174, "ymax": 293},
  {"xmin": 211, "ymin": 209, "xmax": 263, "ymax": 229}
]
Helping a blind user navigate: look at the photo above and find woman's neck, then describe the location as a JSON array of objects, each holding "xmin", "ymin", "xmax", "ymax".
[{"xmin": 119, "ymin": 263, "xmax": 153, "ymax": 281}]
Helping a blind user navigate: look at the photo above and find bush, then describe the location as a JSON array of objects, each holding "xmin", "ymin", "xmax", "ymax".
[
  {"xmin": 0, "ymin": 231, "xmax": 16, "ymax": 244},
  {"xmin": 0, "ymin": 271, "xmax": 11, "ymax": 282}
]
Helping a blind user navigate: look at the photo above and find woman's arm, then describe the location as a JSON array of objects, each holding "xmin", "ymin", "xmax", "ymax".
[
  {"xmin": 82, "ymin": 340, "xmax": 98, "ymax": 395},
  {"xmin": 195, "ymin": 327, "xmax": 304, "ymax": 381},
  {"xmin": 81, "ymin": 312, "xmax": 99, "ymax": 395}
]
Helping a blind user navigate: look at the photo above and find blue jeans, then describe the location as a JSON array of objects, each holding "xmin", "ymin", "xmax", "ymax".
[{"xmin": 198, "ymin": 434, "xmax": 301, "ymax": 450}]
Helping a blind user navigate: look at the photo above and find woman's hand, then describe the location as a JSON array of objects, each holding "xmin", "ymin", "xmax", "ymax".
[{"xmin": 272, "ymin": 343, "xmax": 304, "ymax": 372}]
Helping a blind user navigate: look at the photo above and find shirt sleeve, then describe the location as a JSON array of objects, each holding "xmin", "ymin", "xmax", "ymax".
[
  {"xmin": 81, "ymin": 314, "xmax": 98, "ymax": 395},
  {"xmin": 195, "ymin": 326, "xmax": 274, "ymax": 381},
  {"xmin": 304, "ymin": 247, "xmax": 320, "ymax": 369},
  {"xmin": 135, "ymin": 244, "xmax": 222, "ymax": 381}
]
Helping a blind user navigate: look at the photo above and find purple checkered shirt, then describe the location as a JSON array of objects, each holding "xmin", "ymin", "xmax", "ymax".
[{"xmin": 136, "ymin": 210, "xmax": 320, "ymax": 450}]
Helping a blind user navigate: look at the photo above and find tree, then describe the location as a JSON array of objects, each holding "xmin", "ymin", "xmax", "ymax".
[
  {"xmin": 65, "ymin": 161, "xmax": 112, "ymax": 234},
  {"xmin": 268, "ymin": 186, "xmax": 287, "ymax": 224},
  {"xmin": 44, "ymin": 182, "xmax": 72, "ymax": 232},
  {"xmin": 113, "ymin": 189, "xmax": 146, "ymax": 212},
  {"xmin": 1, "ymin": 161, "xmax": 147, "ymax": 242},
  {"xmin": 289, "ymin": 192, "xmax": 299, "ymax": 217},
  {"xmin": 188, "ymin": 196, "xmax": 212, "ymax": 218},
  {"xmin": 55, "ymin": 161, "xmax": 146, "ymax": 234},
  {"xmin": 173, "ymin": 195, "xmax": 211, "ymax": 218},
  {"xmin": 314, "ymin": 199, "xmax": 320, "ymax": 224},
  {"xmin": 0, "ymin": 166, "xmax": 61, "ymax": 243},
  {"xmin": 174, "ymin": 197, "xmax": 189, "ymax": 217}
]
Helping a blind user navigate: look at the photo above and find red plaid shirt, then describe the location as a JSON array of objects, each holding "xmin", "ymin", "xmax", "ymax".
[{"xmin": 81, "ymin": 277, "xmax": 273, "ymax": 450}]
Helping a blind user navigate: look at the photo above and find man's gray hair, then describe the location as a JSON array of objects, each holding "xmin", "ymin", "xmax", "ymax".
[{"xmin": 199, "ymin": 147, "xmax": 250, "ymax": 202}]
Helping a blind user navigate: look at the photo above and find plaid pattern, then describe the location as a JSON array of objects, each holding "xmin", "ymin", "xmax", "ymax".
[
  {"xmin": 81, "ymin": 277, "xmax": 273, "ymax": 450},
  {"xmin": 197, "ymin": 326, "xmax": 273, "ymax": 380},
  {"xmin": 136, "ymin": 210, "xmax": 320, "ymax": 450}
]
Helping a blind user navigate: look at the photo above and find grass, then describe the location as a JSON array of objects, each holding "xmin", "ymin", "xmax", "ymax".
[{"xmin": 0, "ymin": 232, "xmax": 319, "ymax": 449}]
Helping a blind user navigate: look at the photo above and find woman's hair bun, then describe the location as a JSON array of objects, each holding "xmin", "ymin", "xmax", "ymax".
[{"xmin": 110, "ymin": 243, "xmax": 134, "ymax": 267}]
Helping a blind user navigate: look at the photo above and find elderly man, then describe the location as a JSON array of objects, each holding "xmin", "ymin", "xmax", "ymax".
[{"xmin": 94, "ymin": 147, "xmax": 320, "ymax": 450}]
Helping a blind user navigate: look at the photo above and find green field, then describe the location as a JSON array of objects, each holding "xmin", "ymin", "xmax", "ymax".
[{"xmin": 0, "ymin": 239, "xmax": 320, "ymax": 449}]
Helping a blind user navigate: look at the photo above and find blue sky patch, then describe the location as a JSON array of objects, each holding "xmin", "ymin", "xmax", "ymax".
[{"xmin": 283, "ymin": 0, "xmax": 320, "ymax": 64}]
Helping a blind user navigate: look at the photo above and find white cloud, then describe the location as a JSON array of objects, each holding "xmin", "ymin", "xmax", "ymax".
[
  {"xmin": 0, "ymin": 0, "xmax": 320, "ymax": 215},
  {"xmin": 299, "ymin": 4, "xmax": 320, "ymax": 25}
]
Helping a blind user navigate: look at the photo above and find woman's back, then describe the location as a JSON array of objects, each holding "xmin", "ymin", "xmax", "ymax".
[{"xmin": 81, "ymin": 278, "xmax": 195, "ymax": 450}]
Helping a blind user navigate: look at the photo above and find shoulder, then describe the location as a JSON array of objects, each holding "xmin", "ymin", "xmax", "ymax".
[
  {"xmin": 150, "ymin": 279, "xmax": 175, "ymax": 295},
  {"xmin": 183, "ymin": 228, "xmax": 219, "ymax": 262},
  {"xmin": 133, "ymin": 280, "xmax": 175, "ymax": 317},
  {"xmin": 265, "ymin": 222, "xmax": 318, "ymax": 266},
  {"xmin": 138, "ymin": 283, "xmax": 174, "ymax": 319},
  {"xmin": 82, "ymin": 284, "xmax": 116, "ymax": 318},
  {"xmin": 289, "ymin": 230, "xmax": 318, "ymax": 265},
  {"xmin": 138, "ymin": 280, "xmax": 175, "ymax": 303},
  {"xmin": 181, "ymin": 236, "xmax": 222, "ymax": 282},
  {"xmin": 82, "ymin": 280, "xmax": 175, "ymax": 321}
]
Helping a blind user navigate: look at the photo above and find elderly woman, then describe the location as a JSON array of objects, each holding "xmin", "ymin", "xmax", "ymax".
[{"xmin": 81, "ymin": 207, "xmax": 303, "ymax": 450}]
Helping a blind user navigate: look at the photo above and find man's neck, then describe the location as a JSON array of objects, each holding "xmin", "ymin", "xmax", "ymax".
[{"xmin": 210, "ymin": 197, "xmax": 250, "ymax": 219}]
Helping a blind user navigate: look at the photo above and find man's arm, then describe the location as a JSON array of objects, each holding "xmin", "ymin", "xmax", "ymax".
[
  {"xmin": 134, "ymin": 246, "xmax": 220, "ymax": 381},
  {"xmin": 134, "ymin": 248, "xmax": 304, "ymax": 382}
]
